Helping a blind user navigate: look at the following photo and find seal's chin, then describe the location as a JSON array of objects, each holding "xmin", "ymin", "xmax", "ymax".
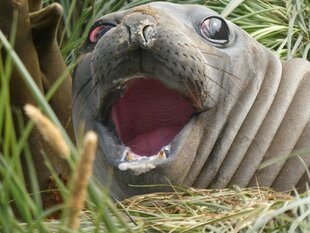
[{"xmin": 111, "ymin": 78, "xmax": 194, "ymax": 157}]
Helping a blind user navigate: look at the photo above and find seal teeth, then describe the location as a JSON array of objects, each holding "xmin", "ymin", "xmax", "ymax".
[
  {"xmin": 158, "ymin": 150, "xmax": 166, "ymax": 159},
  {"xmin": 120, "ymin": 145, "xmax": 171, "ymax": 163},
  {"xmin": 126, "ymin": 151, "xmax": 134, "ymax": 161}
]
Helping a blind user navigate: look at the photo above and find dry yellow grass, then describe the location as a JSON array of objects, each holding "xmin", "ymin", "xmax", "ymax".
[
  {"xmin": 24, "ymin": 104, "xmax": 70, "ymax": 159},
  {"xmin": 67, "ymin": 131, "xmax": 98, "ymax": 230},
  {"xmin": 119, "ymin": 187, "xmax": 295, "ymax": 232}
]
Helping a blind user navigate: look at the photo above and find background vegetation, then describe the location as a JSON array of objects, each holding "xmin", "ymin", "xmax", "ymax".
[{"xmin": 0, "ymin": 0, "xmax": 309, "ymax": 232}]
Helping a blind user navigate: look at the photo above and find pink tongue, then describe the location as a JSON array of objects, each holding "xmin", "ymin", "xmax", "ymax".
[{"xmin": 111, "ymin": 78, "xmax": 194, "ymax": 156}]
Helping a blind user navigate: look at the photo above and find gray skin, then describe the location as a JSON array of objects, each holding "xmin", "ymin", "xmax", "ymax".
[{"xmin": 72, "ymin": 2, "xmax": 310, "ymax": 199}]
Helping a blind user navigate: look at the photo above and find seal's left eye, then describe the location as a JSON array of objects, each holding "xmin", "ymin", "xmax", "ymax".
[
  {"xmin": 89, "ymin": 24, "xmax": 114, "ymax": 43},
  {"xmin": 200, "ymin": 17, "xmax": 230, "ymax": 45}
]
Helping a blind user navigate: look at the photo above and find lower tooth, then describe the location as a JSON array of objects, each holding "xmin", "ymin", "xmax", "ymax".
[
  {"xmin": 126, "ymin": 151, "xmax": 134, "ymax": 161},
  {"xmin": 158, "ymin": 150, "xmax": 166, "ymax": 159}
]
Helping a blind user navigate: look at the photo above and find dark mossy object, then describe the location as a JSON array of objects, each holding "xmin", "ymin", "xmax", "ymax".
[{"xmin": 0, "ymin": 0, "xmax": 74, "ymax": 204}]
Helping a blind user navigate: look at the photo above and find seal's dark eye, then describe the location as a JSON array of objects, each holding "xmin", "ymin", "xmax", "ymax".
[
  {"xmin": 200, "ymin": 17, "xmax": 230, "ymax": 45},
  {"xmin": 88, "ymin": 24, "xmax": 114, "ymax": 43}
]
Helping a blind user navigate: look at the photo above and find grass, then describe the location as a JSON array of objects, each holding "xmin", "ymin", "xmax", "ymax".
[
  {"xmin": 0, "ymin": 0, "xmax": 309, "ymax": 232},
  {"xmin": 207, "ymin": 0, "xmax": 310, "ymax": 60},
  {"xmin": 119, "ymin": 187, "xmax": 310, "ymax": 232}
]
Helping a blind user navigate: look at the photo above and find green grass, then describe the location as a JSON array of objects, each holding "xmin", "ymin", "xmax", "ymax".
[
  {"xmin": 53, "ymin": 0, "xmax": 310, "ymax": 61},
  {"xmin": 0, "ymin": 0, "xmax": 310, "ymax": 232},
  {"xmin": 208, "ymin": 0, "xmax": 310, "ymax": 60}
]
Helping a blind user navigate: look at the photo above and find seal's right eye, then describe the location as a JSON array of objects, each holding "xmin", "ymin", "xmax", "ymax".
[
  {"xmin": 88, "ymin": 24, "xmax": 114, "ymax": 43},
  {"xmin": 200, "ymin": 16, "xmax": 230, "ymax": 45}
]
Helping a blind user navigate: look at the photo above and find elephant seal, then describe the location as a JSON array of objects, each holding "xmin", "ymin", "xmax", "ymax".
[{"xmin": 72, "ymin": 2, "xmax": 310, "ymax": 198}]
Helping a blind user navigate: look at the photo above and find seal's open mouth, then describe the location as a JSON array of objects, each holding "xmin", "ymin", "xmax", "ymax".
[{"xmin": 111, "ymin": 78, "xmax": 194, "ymax": 157}]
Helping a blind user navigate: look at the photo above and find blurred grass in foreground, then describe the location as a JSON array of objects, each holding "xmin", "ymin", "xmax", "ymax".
[{"xmin": 0, "ymin": 0, "xmax": 309, "ymax": 232}]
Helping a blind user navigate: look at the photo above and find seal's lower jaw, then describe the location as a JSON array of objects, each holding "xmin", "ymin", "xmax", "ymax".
[{"xmin": 98, "ymin": 77, "xmax": 197, "ymax": 175}]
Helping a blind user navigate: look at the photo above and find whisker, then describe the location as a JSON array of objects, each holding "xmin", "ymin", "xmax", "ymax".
[
  {"xmin": 190, "ymin": 45, "xmax": 242, "ymax": 86},
  {"xmin": 85, "ymin": 82, "xmax": 98, "ymax": 100},
  {"xmin": 203, "ymin": 62, "xmax": 242, "ymax": 92},
  {"xmin": 204, "ymin": 62, "xmax": 241, "ymax": 81},
  {"xmin": 204, "ymin": 73, "xmax": 249, "ymax": 113},
  {"xmin": 203, "ymin": 72, "xmax": 242, "ymax": 104},
  {"xmin": 72, "ymin": 76, "xmax": 96, "ymax": 109},
  {"xmin": 190, "ymin": 44, "xmax": 223, "ymax": 58},
  {"xmin": 200, "ymin": 50, "xmax": 223, "ymax": 58},
  {"xmin": 181, "ymin": 79, "xmax": 204, "ymax": 110}
]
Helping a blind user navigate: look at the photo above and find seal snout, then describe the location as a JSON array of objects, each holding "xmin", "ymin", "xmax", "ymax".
[{"xmin": 124, "ymin": 12, "xmax": 157, "ymax": 48}]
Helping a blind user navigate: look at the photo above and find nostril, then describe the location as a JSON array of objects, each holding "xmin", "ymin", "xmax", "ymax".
[
  {"xmin": 126, "ymin": 25, "xmax": 132, "ymax": 44},
  {"xmin": 142, "ymin": 25, "xmax": 154, "ymax": 43},
  {"xmin": 142, "ymin": 25, "xmax": 155, "ymax": 45}
]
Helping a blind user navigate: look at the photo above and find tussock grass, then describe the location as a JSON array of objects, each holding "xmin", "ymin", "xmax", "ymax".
[
  {"xmin": 119, "ymin": 187, "xmax": 309, "ymax": 232},
  {"xmin": 207, "ymin": 0, "xmax": 310, "ymax": 60},
  {"xmin": 55, "ymin": 0, "xmax": 310, "ymax": 61},
  {"xmin": 0, "ymin": 0, "xmax": 309, "ymax": 232}
]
